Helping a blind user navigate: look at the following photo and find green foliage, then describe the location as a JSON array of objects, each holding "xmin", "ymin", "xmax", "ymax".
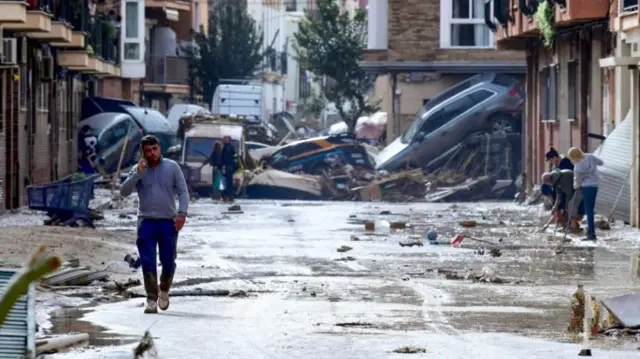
[
  {"xmin": 185, "ymin": 0, "xmax": 264, "ymax": 103},
  {"xmin": 298, "ymin": 89, "xmax": 325, "ymax": 118},
  {"xmin": 293, "ymin": 0, "xmax": 378, "ymax": 132},
  {"xmin": 0, "ymin": 247, "xmax": 61, "ymax": 327},
  {"xmin": 535, "ymin": 0, "xmax": 555, "ymax": 48}
]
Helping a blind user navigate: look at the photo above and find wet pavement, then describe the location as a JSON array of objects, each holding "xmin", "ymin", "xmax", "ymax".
[{"xmin": 42, "ymin": 200, "xmax": 640, "ymax": 358}]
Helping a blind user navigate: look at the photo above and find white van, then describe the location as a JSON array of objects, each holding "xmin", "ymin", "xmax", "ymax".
[{"xmin": 181, "ymin": 122, "xmax": 245, "ymax": 191}]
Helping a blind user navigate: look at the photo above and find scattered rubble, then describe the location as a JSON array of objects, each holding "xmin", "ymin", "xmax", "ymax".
[
  {"xmin": 334, "ymin": 256, "xmax": 356, "ymax": 262},
  {"xmin": 393, "ymin": 347, "xmax": 426, "ymax": 354},
  {"xmin": 399, "ymin": 240, "xmax": 423, "ymax": 248},
  {"xmin": 336, "ymin": 245, "xmax": 353, "ymax": 253}
]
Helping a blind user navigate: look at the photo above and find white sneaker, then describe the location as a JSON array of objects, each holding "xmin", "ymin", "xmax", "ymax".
[
  {"xmin": 158, "ymin": 291, "xmax": 170, "ymax": 311},
  {"xmin": 144, "ymin": 299, "xmax": 158, "ymax": 314}
]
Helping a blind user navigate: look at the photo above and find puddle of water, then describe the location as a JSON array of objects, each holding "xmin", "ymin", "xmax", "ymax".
[{"xmin": 48, "ymin": 307, "xmax": 139, "ymax": 349}]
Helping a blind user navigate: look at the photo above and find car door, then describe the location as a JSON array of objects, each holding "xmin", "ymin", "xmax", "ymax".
[{"xmin": 447, "ymin": 88, "xmax": 497, "ymax": 139}]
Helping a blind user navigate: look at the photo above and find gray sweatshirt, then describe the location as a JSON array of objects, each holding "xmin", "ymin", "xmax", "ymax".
[
  {"xmin": 573, "ymin": 153, "xmax": 604, "ymax": 188},
  {"xmin": 120, "ymin": 158, "xmax": 189, "ymax": 219}
]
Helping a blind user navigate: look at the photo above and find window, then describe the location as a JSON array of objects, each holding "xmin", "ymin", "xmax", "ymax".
[
  {"xmin": 290, "ymin": 141, "xmax": 322, "ymax": 155},
  {"xmin": 441, "ymin": 0, "xmax": 493, "ymax": 48},
  {"xmin": 540, "ymin": 65, "xmax": 558, "ymax": 121},
  {"xmin": 112, "ymin": 121, "xmax": 129, "ymax": 139},
  {"xmin": 468, "ymin": 89, "xmax": 494, "ymax": 103},
  {"xmin": 286, "ymin": 0, "xmax": 297, "ymax": 11},
  {"xmin": 99, "ymin": 128, "xmax": 116, "ymax": 149},
  {"xmin": 124, "ymin": 1, "xmax": 140, "ymax": 60},
  {"xmin": 194, "ymin": 2, "xmax": 201, "ymax": 32},
  {"xmin": 567, "ymin": 60, "xmax": 578, "ymax": 121},
  {"xmin": 623, "ymin": 0, "xmax": 638, "ymax": 12},
  {"xmin": 419, "ymin": 95, "xmax": 476, "ymax": 134},
  {"xmin": 185, "ymin": 137, "xmax": 240, "ymax": 162}
]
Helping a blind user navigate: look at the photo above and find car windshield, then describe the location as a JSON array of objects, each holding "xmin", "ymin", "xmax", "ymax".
[
  {"xmin": 125, "ymin": 107, "xmax": 173, "ymax": 133},
  {"xmin": 184, "ymin": 137, "xmax": 240, "ymax": 162},
  {"xmin": 401, "ymin": 106, "xmax": 430, "ymax": 143}
]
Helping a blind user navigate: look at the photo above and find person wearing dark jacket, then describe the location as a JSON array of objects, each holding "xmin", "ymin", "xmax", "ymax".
[
  {"xmin": 220, "ymin": 136, "xmax": 238, "ymax": 202},
  {"xmin": 206, "ymin": 142, "xmax": 223, "ymax": 199},
  {"xmin": 541, "ymin": 169, "xmax": 584, "ymax": 233},
  {"xmin": 540, "ymin": 147, "xmax": 574, "ymax": 213},
  {"xmin": 546, "ymin": 147, "xmax": 574, "ymax": 170}
]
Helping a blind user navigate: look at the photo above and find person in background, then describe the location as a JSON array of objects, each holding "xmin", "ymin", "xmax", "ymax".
[
  {"xmin": 541, "ymin": 169, "xmax": 584, "ymax": 233},
  {"xmin": 540, "ymin": 147, "xmax": 573, "ymax": 219},
  {"xmin": 120, "ymin": 135, "xmax": 189, "ymax": 314},
  {"xmin": 220, "ymin": 135, "xmax": 239, "ymax": 203},
  {"xmin": 206, "ymin": 142, "xmax": 223, "ymax": 200},
  {"xmin": 546, "ymin": 147, "xmax": 574, "ymax": 171},
  {"xmin": 79, "ymin": 125, "xmax": 100, "ymax": 174},
  {"xmin": 567, "ymin": 147, "xmax": 604, "ymax": 241}
]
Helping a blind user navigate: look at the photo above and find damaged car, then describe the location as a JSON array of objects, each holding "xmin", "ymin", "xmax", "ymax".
[
  {"xmin": 263, "ymin": 134, "xmax": 375, "ymax": 175},
  {"xmin": 376, "ymin": 73, "xmax": 524, "ymax": 172}
]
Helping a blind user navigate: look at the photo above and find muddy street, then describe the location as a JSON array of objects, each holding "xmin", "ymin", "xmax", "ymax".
[{"xmin": 37, "ymin": 200, "xmax": 640, "ymax": 358}]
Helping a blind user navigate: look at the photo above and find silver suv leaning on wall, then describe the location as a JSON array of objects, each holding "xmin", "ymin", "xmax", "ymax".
[{"xmin": 376, "ymin": 73, "xmax": 525, "ymax": 172}]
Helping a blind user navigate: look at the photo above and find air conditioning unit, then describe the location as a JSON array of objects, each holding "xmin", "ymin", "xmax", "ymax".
[
  {"xmin": 40, "ymin": 56, "xmax": 54, "ymax": 82},
  {"xmin": 1, "ymin": 38, "xmax": 17, "ymax": 65}
]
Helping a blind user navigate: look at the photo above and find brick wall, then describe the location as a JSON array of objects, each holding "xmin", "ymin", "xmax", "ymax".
[
  {"xmin": 386, "ymin": 0, "xmax": 523, "ymax": 62},
  {"xmin": 99, "ymin": 78, "xmax": 123, "ymax": 98}
]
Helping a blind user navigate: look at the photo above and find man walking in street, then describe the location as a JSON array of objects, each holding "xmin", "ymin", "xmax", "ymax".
[
  {"xmin": 120, "ymin": 135, "xmax": 189, "ymax": 314},
  {"xmin": 220, "ymin": 135, "xmax": 239, "ymax": 202}
]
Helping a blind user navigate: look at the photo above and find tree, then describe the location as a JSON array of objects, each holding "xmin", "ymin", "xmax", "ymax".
[
  {"xmin": 186, "ymin": 0, "xmax": 264, "ymax": 104},
  {"xmin": 293, "ymin": 0, "xmax": 378, "ymax": 133}
]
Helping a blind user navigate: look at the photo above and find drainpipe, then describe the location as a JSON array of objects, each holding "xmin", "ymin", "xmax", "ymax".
[{"xmin": 389, "ymin": 72, "xmax": 399, "ymax": 144}]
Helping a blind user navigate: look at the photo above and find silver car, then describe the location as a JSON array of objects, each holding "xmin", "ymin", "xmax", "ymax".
[{"xmin": 376, "ymin": 73, "xmax": 525, "ymax": 172}]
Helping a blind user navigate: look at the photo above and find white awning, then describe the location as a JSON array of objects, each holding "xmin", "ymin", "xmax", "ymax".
[
  {"xmin": 599, "ymin": 56, "xmax": 640, "ymax": 68},
  {"xmin": 164, "ymin": 8, "xmax": 179, "ymax": 22}
]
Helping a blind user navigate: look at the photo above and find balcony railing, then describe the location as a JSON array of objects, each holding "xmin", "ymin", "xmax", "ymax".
[
  {"xmin": 87, "ymin": 16, "xmax": 120, "ymax": 64},
  {"xmin": 145, "ymin": 55, "xmax": 189, "ymax": 85},
  {"xmin": 623, "ymin": 0, "xmax": 638, "ymax": 12}
]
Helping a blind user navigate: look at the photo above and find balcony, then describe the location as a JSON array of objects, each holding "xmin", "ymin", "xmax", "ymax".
[
  {"xmin": 614, "ymin": 0, "xmax": 640, "ymax": 33},
  {"xmin": 145, "ymin": 0, "xmax": 190, "ymax": 12},
  {"xmin": 144, "ymin": 55, "xmax": 189, "ymax": 94},
  {"xmin": 261, "ymin": 49, "xmax": 287, "ymax": 83},
  {"xmin": 29, "ymin": 0, "xmax": 74, "ymax": 43},
  {"xmin": 554, "ymin": 0, "xmax": 610, "ymax": 27},
  {"xmin": 493, "ymin": 0, "xmax": 539, "ymax": 49},
  {"xmin": 3, "ymin": 0, "xmax": 52, "ymax": 33},
  {"xmin": 0, "ymin": 0, "xmax": 28, "ymax": 23},
  {"xmin": 57, "ymin": 14, "xmax": 121, "ymax": 76}
]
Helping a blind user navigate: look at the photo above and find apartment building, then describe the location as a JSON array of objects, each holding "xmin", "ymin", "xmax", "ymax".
[
  {"xmin": 361, "ymin": 0, "xmax": 525, "ymax": 143},
  {"xmin": 136, "ymin": 0, "xmax": 207, "ymax": 112},
  {"xmin": 493, "ymin": 0, "xmax": 612, "ymax": 195},
  {"xmin": 0, "ymin": 0, "xmax": 126, "ymax": 210}
]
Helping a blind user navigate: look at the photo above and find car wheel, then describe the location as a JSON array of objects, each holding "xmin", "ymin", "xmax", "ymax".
[{"xmin": 490, "ymin": 114, "xmax": 518, "ymax": 135}]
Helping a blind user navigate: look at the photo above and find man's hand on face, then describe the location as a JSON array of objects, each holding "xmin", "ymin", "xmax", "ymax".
[
  {"xmin": 175, "ymin": 214, "xmax": 186, "ymax": 231},
  {"xmin": 138, "ymin": 158, "xmax": 148, "ymax": 173}
]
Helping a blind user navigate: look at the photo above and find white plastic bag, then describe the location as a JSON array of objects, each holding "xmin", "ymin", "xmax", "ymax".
[{"xmin": 219, "ymin": 179, "xmax": 225, "ymax": 191}]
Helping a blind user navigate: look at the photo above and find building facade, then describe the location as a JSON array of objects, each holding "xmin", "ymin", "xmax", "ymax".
[
  {"xmin": 0, "ymin": 0, "xmax": 128, "ymax": 211},
  {"xmin": 493, "ymin": 0, "xmax": 613, "ymax": 193},
  {"xmin": 603, "ymin": 0, "xmax": 640, "ymax": 225},
  {"xmin": 361, "ymin": 0, "xmax": 526, "ymax": 144},
  {"xmin": 137, "ymin": 0, "xmax": 207, "ymax": 112}
]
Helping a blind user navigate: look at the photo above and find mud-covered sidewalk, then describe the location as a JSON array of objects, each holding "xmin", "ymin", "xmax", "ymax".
[{"xmin": 5, "ymin": 199, "xmax": 639, "ymax": 358}]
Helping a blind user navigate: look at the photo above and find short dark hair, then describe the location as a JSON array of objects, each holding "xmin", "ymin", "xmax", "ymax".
[
  {"xmin": 141, "ymin": 135, "xmax": 160, "ymax": 147},
  {"xmin": 545, "ymin": 147, "xmax": 559, "ymax": 159}
]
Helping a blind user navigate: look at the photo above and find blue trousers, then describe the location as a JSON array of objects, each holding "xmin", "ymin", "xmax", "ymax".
[
  {"xmin": 582, "ymin": 186, "xmax": 598, "ymax": 238},
  {"xmin": 137, "ymin": 218, "xmax": 178, "ymax": 301}
]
